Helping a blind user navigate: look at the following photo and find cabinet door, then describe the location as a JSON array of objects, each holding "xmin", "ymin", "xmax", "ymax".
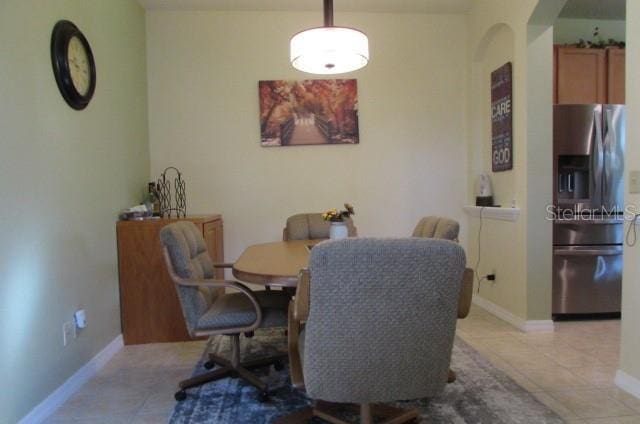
[
  {"xmin": 117, "ymin": 220, "xmax": 192, "ymax": 344},
  {"xmin": 203, "ymin": 219, "xmax": 225, "ymax": 279},
  {"xmin": 556, "ymin": 47, "xmax": 606, "ymax": 104},
  {"xmin": 607, "ymin": 48, "xmax": 625, "ymax": 104}
]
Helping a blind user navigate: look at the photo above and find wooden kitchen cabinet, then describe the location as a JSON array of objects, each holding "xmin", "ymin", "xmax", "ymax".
[
  {"xmin": 556, "ymin": 46, "xmax": 607, "ymax": 104},
  {"xmin": 607, "ymin": 48, "xmax": 625, "ymax": 104},
  {"xmin": 554, "ymin": 45, "xmax": 625, "ymax": 104},
  {"xmin": 116, "ymin": 214, "xmax": 223, "ymax": 344}
]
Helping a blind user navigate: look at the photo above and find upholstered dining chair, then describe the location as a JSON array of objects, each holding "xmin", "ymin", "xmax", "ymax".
[
  {"xmin": 412, "ymin": 215, "xmax": 460, "ymax": 241},
  {"xmin": 160, "ymin": 221, "xmax": 289, "ymax": 402},
  {"xmin": 280, "ymin": 238, "xmax": 466, "ymax": 424},
  {"xmin": 412, "ymin": 216, "xmax": 473, "ymax": 383},
  {"xmin": 411, "ymin": 216, "xmax": 473, "ymax": 314},
  {"xmin": 283, "ymin": 213, "xmax": 357, "ymax": 241}
]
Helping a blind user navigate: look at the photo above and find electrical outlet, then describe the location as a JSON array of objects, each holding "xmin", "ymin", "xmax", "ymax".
[{"xmin": 63, "ymin": 321, "xmax": 76, "ymax": 346}]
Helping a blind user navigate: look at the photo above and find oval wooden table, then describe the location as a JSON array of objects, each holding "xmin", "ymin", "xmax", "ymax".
[{"xmin": 232, "ymin": 240, "xmax": 322, "ymax": 287}]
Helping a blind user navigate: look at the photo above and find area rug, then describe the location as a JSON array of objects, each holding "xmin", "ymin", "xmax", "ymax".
[{"xmin": 170, "ymin": 329, "xmax": 562, "ymax": 423}]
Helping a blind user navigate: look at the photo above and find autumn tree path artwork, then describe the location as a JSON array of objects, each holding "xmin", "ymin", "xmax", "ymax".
[{"xmin": 259, "ymin": 79, "xmax": 359, "ymax": 147}]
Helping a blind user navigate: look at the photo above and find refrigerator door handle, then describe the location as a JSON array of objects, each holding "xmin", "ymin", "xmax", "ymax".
[
  {"xmin": 603, "ymin": 108, "xmax": 612, "ymax": 203},
  {"xmin": 602, "ymin": 105, "xmax": 626, "ymax": 212},
  {"xmin": 592, "ymin": 107, "xmax": 604, "ymax": 209}
]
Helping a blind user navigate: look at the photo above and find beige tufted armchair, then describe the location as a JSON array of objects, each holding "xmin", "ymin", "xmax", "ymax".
[
  {"xmin": 279, "ymin": 238, "xmax": 466, "ymax": 424},
  {"xmin": 412, "ymin": 215, "xmax": 460, "ymax": 241},
  {"xmin": 412, "ymin": 216, "xmax": 473, "ymax": 382}
]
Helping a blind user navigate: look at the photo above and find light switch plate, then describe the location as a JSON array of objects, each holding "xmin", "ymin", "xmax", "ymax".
[{"xmin": 630, "ymin": 171, "xmax": 640, "ymax": 194}]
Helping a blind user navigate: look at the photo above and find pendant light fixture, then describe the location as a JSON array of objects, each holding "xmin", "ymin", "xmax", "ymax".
[{"xmin": 290, "ymin": 0, "xmax": 369, "ymax": 75}]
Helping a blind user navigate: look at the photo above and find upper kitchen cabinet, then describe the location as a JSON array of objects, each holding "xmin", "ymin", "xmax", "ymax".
[
  {"xmin": 607, "ymin": 48, "xmax": 625, "ymax": 104},
  {"xmin": 554, "ymin": 46, "xmax": 625, "ymax": 104},
  {"xmin": 555, "ymin": 46, "xmax": 606, "ymax": 104}
]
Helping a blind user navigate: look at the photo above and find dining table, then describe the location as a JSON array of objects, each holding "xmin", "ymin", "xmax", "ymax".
[
  {"xmin": 231, "ymin": 239, "xmax": 323, "ymax": 287},
  {"xmin": 232, "ymin": 239, "xmax": 325, "ymax": 387}
]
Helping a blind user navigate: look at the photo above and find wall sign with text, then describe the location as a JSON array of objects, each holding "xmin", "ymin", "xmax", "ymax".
[{"xmin": 491, "ymin": 62, "xmax": 513, "ymax": 172}]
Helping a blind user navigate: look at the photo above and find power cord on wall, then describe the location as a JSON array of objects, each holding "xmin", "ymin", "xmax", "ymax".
[{"xmin": 626, "ymin": 214, "xmax": 640, "ymax": 247}]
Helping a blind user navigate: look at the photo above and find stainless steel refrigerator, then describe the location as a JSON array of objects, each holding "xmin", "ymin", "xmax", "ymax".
[{"xmin": 552, "ymin": 104, "xmax": 625, "ymax": 316}]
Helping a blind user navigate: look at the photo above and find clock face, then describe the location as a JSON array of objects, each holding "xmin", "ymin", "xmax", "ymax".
[
  {"xmin": 51, "ymin": 20, "xmax": 96, "ymax": 110},
  {"xmin": 67, "ymin": 36, "xmax": 91, "ymax": 96}
]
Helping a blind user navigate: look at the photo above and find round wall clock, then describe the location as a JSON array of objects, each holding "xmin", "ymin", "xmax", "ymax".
[{"xmin": 51, "ymin": 20, "xmax": 96, "ymax": 110}]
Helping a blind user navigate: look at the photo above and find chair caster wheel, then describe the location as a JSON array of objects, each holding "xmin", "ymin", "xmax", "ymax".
[
  {"xmin": 273, "ymin": 360, "xmax": 285, "ymax": 371},
  {"xmin": 204, "ymin": 360, "xmax": 215, "ymax": 370},
  {"xmin": 258, "ymin": 391, "xmax": 269, "ymax": 403},
  {"xmin": 174, "ymin": 390, "xmax": 187, "ymax": 401}
]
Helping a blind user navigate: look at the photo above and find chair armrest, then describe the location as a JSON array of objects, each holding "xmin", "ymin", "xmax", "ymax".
[
  {"xmin": 288, "ymin": 269, "xmax": 310, "ymax": 389},
  {"xmin": 162, "ymin": 247, "xmax": 262, "ymax": 329},
  {"xmin": 176, "ymin": 276, "xmax": 263, "ymax": 332},
  {"xmin": 458, "ymin": 268, "xmax": 474, "ymax": 319},
  {"xmin": 176, "ymin": 276, "xmax": 261, "ymax": 313},
  {"xmin": 293, "ymin": 269, "xmax": 310, "ymax": 322}
]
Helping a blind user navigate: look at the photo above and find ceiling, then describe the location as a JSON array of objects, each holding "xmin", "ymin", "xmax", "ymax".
[
  {"xmin": 559, "ymin": 0, "xmax": 626, "ymax": 20},
  {"xmin": 138, "ymin": 0, "xmax": 626, "ymax": 20},
  {"xmin": 137, "ymin": 0, "xmax": 473, "ymax": 14}
]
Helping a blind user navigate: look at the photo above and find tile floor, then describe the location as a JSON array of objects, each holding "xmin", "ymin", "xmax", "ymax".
[
  {"xmin": 45, "ymin": 306, "xmax": 640, "ymax": 423},
  {"xmin": 457, "ymin": 307, "xmax": 640, "ymax": 424}
]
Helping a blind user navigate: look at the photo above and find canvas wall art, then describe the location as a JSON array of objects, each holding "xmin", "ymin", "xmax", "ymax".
[
  {"xmin": 491, "ymin": 62, "xmax": 513, "ymax": 172},
  {"xmin": 258, "ymin": 79, "xmax": 359, "ymax": 147}
]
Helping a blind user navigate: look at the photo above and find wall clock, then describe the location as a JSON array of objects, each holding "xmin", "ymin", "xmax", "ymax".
[{"xmin": 51, "ymin": 20, "xmax": 96, "ymax": 110}]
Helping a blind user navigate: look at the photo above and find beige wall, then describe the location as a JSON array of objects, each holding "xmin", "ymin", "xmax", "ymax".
[
  {"xmin": 0, "ymin": 1, "xmax": 149, "ymax": 422},
  {"xmin": 465, "ymin": 0, "xmax": 561, "ymax": 322},
  {"xmin": 467, "ymin": 20, "xmax": 528, "ymax": 318},
  {"xmin": 554, "ymin": 18, "xmax": 626, "ymax": 45},
  {"xmin": 620, "ymin": 0, "xmax": 640, "ymax": 387},
  {"xmin": 146, "ymin": 10, "xmax": 469, "ymax": 261},
  {"xmin": 525, "ymin": 23, "xmax": 554, "ymax": 321},
  {"xmin": 466, "ymin": 0, "xmax": 539, "ymax": 320},
  {"xmin": 475, "ymin": 24, "xmax": 517, "ymax": 208}
]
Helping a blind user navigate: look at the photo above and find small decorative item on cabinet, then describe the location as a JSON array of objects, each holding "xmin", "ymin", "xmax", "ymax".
[
  {"xmin": 144, "ymin": 182, "xmax": 161, "ymax": 217},
  {"xmin": 322, "ymin": 203, "xmax": 355, "ymax": 240},
  {"xmin": 156, "ymin": 167, "xmax": 186, "ymax": 218}
]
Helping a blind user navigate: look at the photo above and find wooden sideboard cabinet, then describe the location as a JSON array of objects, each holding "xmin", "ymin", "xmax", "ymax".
[{"xmin": 116, "ymin": 214, "xmax": 224, "ymax": 344}]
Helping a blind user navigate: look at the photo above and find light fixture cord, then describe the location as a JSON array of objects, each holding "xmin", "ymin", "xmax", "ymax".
[{"xmin": 324, "ymin": 0, "xmax": 334, "ymax": 27}]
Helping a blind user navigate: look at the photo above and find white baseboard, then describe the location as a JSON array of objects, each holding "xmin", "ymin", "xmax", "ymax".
[
  {"xmin": 472, "ymin": 295, "xmax": 554, "ymax": 333},
  {"xmin": 615, "ymin": 369, "xmax": 640, "ymax": 400},
  {"xmin": 19, "ymin": 334, "xmax": 124, "ymax": 424},
  {"xmin": 521, "ymin": 320, "xmax": 555, "ymax": 332}
]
